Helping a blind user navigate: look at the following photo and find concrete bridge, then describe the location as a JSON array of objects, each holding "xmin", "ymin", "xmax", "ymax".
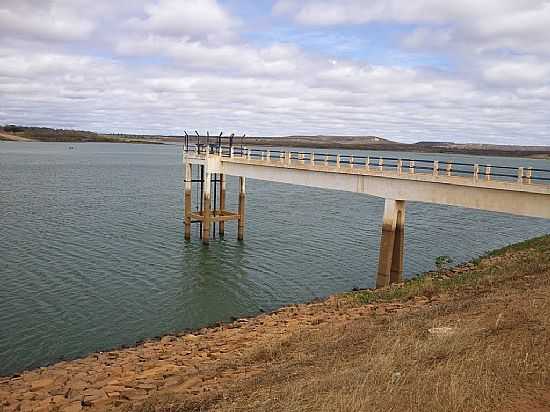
[{"xmin": 183, "ymin": 145, "xmax": 550, "ymax": 288}]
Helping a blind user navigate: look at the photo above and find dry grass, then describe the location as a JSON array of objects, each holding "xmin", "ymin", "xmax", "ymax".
[{"xmin": 132, "ymin": 235, "xmax": 550, "ymax": 412}]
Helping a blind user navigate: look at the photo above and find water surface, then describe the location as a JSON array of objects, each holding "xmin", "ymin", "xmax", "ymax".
[{"xmin": 1, "ymin": 142, "xmax": 549, "ymax": 376}]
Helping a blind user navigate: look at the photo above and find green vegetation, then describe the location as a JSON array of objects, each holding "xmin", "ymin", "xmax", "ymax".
[
  {"xmin": 351, "ymin": 234, "xmax": 550, "ymax": 305},
  {"xmin": 127, "ymin": 234, "xmax": 550, "ymax": 412},
  {"xmin": 0, "ymin": 125, "xmax": 163, "ymax": 144},
  {"xmin": 435, "ymin": 255, "xmax": 453, "ymax": 271}
]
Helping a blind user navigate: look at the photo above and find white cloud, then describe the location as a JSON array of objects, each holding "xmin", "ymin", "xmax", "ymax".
[
  {"xmin": 0, "ymin": 0, "xmax": 96, "ymax": 42},
  {"xmin": 126, "ymin": 0, "xmax": 237, "ymax": 41},
  {"xmin": 482, "ymin": 57, "xmax": 550, "ymax": 87},
  {"xmin": 116, "ymin": 35, "xmax": 304, "ymax": 77},
  {"xmin": 0, "ymin": 0, "xmax": 549, "ymax": 145},
  {"xmin": 275, "ymin": 0, "xmax": 550, "ymax": 55}
]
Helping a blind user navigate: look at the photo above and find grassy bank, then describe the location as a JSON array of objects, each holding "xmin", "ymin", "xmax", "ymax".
[
  {"xmin": 134, "ymin": 235, "xmax": 550, "ymax": 412},
  {"xmin": 0, "ymin": 129, "xmax": 164, "ymax": 144}
]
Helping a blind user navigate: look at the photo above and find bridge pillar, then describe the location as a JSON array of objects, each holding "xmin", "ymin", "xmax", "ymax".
[
  {"xmin": 202, "ymin": 171, "xmax": 211, "ymax": 245},
  {"xmin": 238, "ymin": 176, "xmax": 246, "ymax": 241},
  {"xmin": 390, "ymin": 202, "xmax": 405, "ymax": 284},
  {"xmin": 184, "ymin": 162, "xmax": 192, "ymax": 240},
  {"xmin": 219, "ymin": 173, "xmax": 226, "ymax": 237},
  {"xmin": 376, "ymin": 199, "xmax": 406, "ymax": 288}
]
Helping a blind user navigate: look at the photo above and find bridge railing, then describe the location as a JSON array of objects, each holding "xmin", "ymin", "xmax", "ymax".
[{"xmin": 185, "ymin": 144, "xmax": 550, "ymax": 185}]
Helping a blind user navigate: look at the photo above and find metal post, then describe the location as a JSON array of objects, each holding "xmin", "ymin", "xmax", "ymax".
[{"xmin": 195, "ymin": 130, "xmax": 200, "ymax": 153}]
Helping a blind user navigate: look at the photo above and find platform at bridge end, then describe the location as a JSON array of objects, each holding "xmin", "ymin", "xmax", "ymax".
[{"xmin": 183, "ymin": 149, "xmax": 245, "ymax": 244}]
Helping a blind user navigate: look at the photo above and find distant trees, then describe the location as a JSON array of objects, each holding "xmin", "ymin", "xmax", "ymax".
[
  {"xmin": 1, "ymin": 125, "xmax": 101, "ymax": 141},
  {"xmin": 3, "ymin": 125, "xmax": 24, "ymax": 133}
]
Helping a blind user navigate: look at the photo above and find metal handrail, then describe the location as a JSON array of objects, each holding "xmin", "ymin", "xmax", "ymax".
[{"xmin": 184, "ymin": 144, "xmax": 550, "ymax": 184}]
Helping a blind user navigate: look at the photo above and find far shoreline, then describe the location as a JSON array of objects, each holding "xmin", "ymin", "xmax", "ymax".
[
  {"xmin": 2, "ymin": 137, "xmax": 549, "ymax": 160},
  {"xmin": 2, "ymin": 126, "xmax": 550, "ymax": 159}
]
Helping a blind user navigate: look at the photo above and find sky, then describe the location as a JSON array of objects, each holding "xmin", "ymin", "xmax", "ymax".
[{"xmin": 1, "ymin": 0, "xmax": 549, "ymax": 144}]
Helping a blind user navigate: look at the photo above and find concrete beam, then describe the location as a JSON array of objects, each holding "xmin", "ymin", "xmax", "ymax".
[{"xmin": 220, "ymin": 160, "xmax": 550, "ymax": 219}]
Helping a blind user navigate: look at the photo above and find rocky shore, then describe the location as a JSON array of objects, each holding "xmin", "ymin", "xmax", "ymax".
[{"xmin": 0, "ymin": 293, "xmax": 435, "ymax": 411}]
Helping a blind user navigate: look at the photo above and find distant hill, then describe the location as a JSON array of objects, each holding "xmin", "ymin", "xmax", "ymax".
[
  {"xmin": 2, "ymin": 125, "xmax": 549, "ymax": 159},
  {"xmin": 0, "ymin": 125, "xmax": 163, "ymax": 144},
  {"xmin": 414, "ymin": 141, "xmax": 550, "ymax": 152}
]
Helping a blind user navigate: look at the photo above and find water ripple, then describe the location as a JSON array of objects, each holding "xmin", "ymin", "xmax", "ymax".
[{"xmin": 1, "ymin": 142, "xmax": 549, "ymax": 375}]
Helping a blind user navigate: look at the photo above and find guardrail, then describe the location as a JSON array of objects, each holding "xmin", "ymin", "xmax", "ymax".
[{"xmin": 184, "ymin": 144, "xmax": 550, "ymax": 185}]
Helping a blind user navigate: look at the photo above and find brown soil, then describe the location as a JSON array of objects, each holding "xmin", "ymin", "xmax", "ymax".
[
  {"xmin": 0, "ymin": 132, "xmax": 35, "ymax": 141},
  {"xmin": 1, "ymin": 237, "xmax": 550, "ymax": 412}
]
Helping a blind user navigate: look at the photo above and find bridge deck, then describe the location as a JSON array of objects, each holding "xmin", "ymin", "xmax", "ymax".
[
  {"xmin": 185, "ymin": 147, "xmax": 550, "ymax": 219},
  {"xmin": 222, "ymin": 155, "xmax": 550, "ymax": 195},
  {"xmin": 183, "ymin": 145, "xmax": 550, "ymax": 287}
]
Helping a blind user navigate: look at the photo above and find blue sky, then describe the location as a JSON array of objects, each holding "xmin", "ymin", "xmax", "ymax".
[{"xmin": 1, "ymin": 0, "xmax": 549, "ymax": 144}]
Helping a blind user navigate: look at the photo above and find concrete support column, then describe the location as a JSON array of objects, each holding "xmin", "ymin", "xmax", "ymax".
[
  {"xmin": 238, "ymin": 176, "xmax": 246, "ymax": 241},
  {"xmin": 219, "ymin": 174, "xmax": 226, "ymax": 237},
  {"xmin": 202, "ymin": 171, "xmax": 211, "ymax": 245},
  {"xmin": 390, "ymin": 203, "xmax": 405, "ymax": 284},
  {"xmin": 376, "ymin": 199, "xmax": 406, "ymax": 288},
  {"xmin": 184, "ymin": 162, "xmax": 192, "ymax": 240}
]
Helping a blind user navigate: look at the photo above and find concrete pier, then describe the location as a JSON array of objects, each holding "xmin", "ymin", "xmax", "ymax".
[
  {"xmin": 202, "ymin": 171, "xmax": 211, "ymax": 245},
  {"xmin": 219, "ymin": 174, "xmax": 226, "ymax": 237},
  {"xmin": 376, "ymin": 199, "xmax": 405, "ymax": 288},
  {"xmin": 184, "ymin": 162, "xmax": 192, "ymax": 241},
  {"xmin": 238, "ymin": 176, "xmax": 246, "ymax": 241},
  {"xmin": 390, "ymin": 202, "xmax": 405, "ymax": 284},
  {"xmin": 183, "ymin": 145, "xmax": 550, "ymax": 288}
]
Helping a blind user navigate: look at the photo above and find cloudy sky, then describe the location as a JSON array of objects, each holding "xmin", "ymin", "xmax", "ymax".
[{"xmin": 1, "ymin": 0, "xmax": 549, "ymax": 144}]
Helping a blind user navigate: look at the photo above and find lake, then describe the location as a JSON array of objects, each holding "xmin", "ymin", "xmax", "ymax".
[{"xmin": 1, "ymin": 141, "xmax": 549, "ymax": 376}]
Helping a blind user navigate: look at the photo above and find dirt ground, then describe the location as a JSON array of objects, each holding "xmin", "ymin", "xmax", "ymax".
[{"xmin": 0, "ymin": 132, "xmax": 35, "ymax": 141}]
